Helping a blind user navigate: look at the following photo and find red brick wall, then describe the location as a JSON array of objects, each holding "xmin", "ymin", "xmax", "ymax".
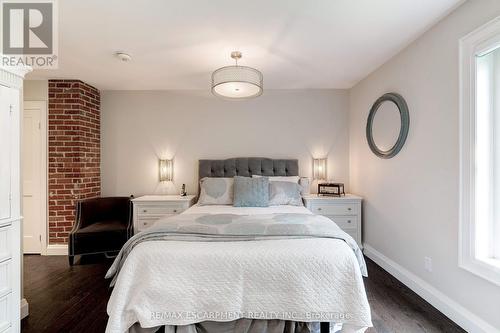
[{"xmin": 48, "ymin": 80, "xmax": 101, "ymax": 244}]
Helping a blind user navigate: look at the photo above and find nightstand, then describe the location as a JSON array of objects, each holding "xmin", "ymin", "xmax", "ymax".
[
  {"xmin": 302, "ymin": 194, "xmax": 363, "ymax": 248},
  {"xmin": 132, "ymin": 195, "xmax": 196, "ymax": 233}
]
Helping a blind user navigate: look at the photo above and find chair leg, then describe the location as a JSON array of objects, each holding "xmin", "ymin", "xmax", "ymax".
[{"xmin": 68, "ymin": 255, "xmax": 74, "ymax": 266}]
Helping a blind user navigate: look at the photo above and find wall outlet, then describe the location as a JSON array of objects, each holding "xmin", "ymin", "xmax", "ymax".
[{"xmin": 424, "ymin": 257, "xmax": 433, "ymax": 272}]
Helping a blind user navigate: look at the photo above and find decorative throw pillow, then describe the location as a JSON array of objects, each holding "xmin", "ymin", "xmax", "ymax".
[
  {"xmin": 252, "ymin": 175, "xmax": 300, "ymax": 183},
  {"xmin": 298, "ymin": 177, "xmax": 311, "ymax": 195},
  {"xmin": 198, "ymin": 177, "xmax": 234, "ymax": 205},
  {"xmin": 233, "ymin": 176, "xmax": 269, "ymax": 207},
  {"xmin": 253, "ymin": 175, "xmax": 308, "ymax": 196},
  {"xmin": 269, "ymin": 181, "xmax": 303, "ymax": 206}
]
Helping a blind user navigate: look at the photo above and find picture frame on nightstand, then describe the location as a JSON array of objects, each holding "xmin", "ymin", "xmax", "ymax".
[{"xmin": 318, "ymin": 183, "xmax": 345, "ymax": 196}]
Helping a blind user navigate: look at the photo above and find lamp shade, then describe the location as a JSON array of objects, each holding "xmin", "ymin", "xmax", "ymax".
[
  {"xmin": 211, "ymin": 51, "xmax": 263, "ymax": 99},
  {"xmin": 212, "ymin": 66, "xmax": 263, "ymax": 99},
  {"xmin": 313, "ymin": 158, "xmax": 327, "ymax": 180},
  {"xmin": 159, "ymin": 159, "xmax": 173, "ymax": 182}
]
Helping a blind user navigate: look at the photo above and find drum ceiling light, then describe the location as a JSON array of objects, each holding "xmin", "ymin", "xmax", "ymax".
[{"xmin": 211, "ymin": 51, "xmax": 263, "ymax": 99}]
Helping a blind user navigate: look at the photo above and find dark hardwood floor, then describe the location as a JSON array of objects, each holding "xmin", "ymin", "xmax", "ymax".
[{"xmin": 21, "ymin": 255, "xmax": 465, "ymax": 333}]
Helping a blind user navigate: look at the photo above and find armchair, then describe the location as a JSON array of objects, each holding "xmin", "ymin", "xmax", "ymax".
[{"xmin": 68, "ymin": 197, "xmax": 133, "ymax": 265}]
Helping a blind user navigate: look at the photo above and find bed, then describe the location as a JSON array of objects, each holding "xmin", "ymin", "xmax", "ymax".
[{"xmin": 105, "ymin": 158, "xmax": 372, "ymax": 333}]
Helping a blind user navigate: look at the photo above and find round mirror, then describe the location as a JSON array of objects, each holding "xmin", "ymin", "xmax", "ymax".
[
  {"xmin": 372, "ymin": 101, "xmax": 401, "ymax": 151},
  {"xmin": 366, "ymin": 93, "xmax": 409, "ymax": 159}
]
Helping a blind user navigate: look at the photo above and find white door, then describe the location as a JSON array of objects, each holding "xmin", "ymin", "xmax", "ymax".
[
  {"xmin": 0, "ymin": 85, "xmax": 12, "ymax": 221},
  {"xmin": 22, "ymin": 101, "xmax": 46, "ymax": 254}
]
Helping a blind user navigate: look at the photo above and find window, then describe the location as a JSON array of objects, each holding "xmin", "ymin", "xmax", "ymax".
[{"xmin": 460, "ymin": 17, "xmax": 500, "ymax": 286}]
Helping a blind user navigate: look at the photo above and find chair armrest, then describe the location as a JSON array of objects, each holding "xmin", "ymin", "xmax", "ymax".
[
  {"xmin": 72, "ymin": 199, "xmax": 98, "ymax": 231},
  {"xmin": 71, "ymin": 197, "xmax": 132, "ymax": 232}
]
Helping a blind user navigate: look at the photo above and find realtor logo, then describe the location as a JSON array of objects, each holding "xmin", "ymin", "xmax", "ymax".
[{"xmin": 1, "ymin": 0, "xmax": 58, "ymax": 68}]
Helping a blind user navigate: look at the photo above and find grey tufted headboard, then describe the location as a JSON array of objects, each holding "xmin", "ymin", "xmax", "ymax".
[{"xmin": 199, "ymin": 158, "xmax": 299, "ymax": 179}]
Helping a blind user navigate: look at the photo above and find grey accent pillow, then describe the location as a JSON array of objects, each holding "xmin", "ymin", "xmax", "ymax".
[
  {"xmin": 198, "ymin": 177, "xmax": 234, "ymax": 205},
  {"xmin": 269, "ymin": 181, "xmax": 303, "ymax": 206},
  {"xmin": 233, "ymin": 176, "xmax": 269, "ymax": 207}
]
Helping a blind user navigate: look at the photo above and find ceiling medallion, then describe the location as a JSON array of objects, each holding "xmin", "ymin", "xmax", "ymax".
[{"xmin": 211, "ymin": 51, "xmax": 263, "ymax": 99}]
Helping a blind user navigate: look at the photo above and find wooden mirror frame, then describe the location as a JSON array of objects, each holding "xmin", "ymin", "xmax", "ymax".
[{"xmin": 366, "ymin": 92, "xmax": 410, "ymax": 159}]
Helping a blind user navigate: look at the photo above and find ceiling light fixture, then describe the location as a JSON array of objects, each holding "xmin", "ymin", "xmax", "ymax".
[
  {"xmin": 211, "ymin": 51, "xmax": 263, "ymax": 99},
  {"xmin": 115, "ymin": 51, "xmax": 132, "ymax": 62}
]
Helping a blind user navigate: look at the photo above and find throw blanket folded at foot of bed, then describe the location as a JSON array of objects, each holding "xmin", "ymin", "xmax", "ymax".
[{"xmin": 105, "ymin": 213, "xmax": 372, "ymax": 333}]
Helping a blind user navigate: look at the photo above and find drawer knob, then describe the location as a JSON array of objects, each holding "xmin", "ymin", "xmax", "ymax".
[
  {"xmin": 347, "ymin": 220, "xmax": 351, "ymax": 223},
  {"xmin": 143, "ymin": 209, "xmax": 147, "ymax": 213},
  {"xmin": 317, "ymin": 208, "xmax": 322, "ymax": 211},
  {"xmin": 347, "ymin": 208, "xmax": 352, "ymax": 211},
  {"xmin": 143, "ymin": 222, "xmax": 147, "ymax": 226},
  {"xmin": 173, "ymin": 209, "xmax": 177, "ymax": 213}
]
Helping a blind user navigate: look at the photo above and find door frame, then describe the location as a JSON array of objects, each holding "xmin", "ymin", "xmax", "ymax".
[{"xmin": 23, "ymin": 101, "xmax": 48, "ymax": 255}]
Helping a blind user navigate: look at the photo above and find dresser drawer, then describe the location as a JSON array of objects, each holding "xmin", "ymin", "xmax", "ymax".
[
  {"xmin": 136, "ymin": 215, "xmax": 175, "ymax": 232},
  {"xmin": 0, "ymin": 260, "xmax": 11, "ymax": 298},
  {"xmin": 326, "ymin": 215, "xmax": 358, "ymax": 230},
  {"xmin": 310, "ymin": 203, "xmax": 357, "ymax": 215},
  {"xmin": 0, "ymin": 293, "xmax": 11, "ymax": 332},
  {"xmin": 136, "ymin": 218, "xmax": 157, "ymax": 232},
  {"xmin": 0, "ymin": 226, "xmax": 11, "ymax": 263},
  {"xmin": 304, "ymin": 195, "xmax": 362, "ymax": 248},
  {"xmin": 137, "ymin": 204, "xmax": 184, "ymax": 216}
]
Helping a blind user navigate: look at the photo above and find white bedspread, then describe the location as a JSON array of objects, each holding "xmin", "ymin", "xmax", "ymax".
[{"xmin": 106, "ymin": 205, "xmax": 372, "ymax": 333}]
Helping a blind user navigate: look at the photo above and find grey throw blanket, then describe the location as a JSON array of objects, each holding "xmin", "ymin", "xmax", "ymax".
[{"xmin": 106, "ymin": 213, "xmax": 367, "ymax": 286}]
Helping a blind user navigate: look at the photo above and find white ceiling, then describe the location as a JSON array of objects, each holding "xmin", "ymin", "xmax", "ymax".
[{"xmin": 28, "ymin": 0, "xmax": 463, "ymax": 90}]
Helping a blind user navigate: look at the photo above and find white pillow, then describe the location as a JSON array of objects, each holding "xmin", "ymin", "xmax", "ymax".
[
  {"xmin": 268, "ymin": 181, "xmax": 303, "ymax": 206},
  {"xmin": 252, "ymin": 175, "xmax": 300, "ymax": 183},
  {"xmin": 298, "ymin": 177, "xmax": 311, "ymax": 195},
  {"xmin": 198, "ymin": 177, "xmax": 234, "ymax": 205}
]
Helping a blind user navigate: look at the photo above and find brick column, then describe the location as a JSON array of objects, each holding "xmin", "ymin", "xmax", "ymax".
[{"xmin": 48, "ymin": 80, "xmax": 100, "ymax": 244}]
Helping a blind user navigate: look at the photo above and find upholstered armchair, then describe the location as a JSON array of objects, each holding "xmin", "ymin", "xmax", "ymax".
[{"xmin": 68, "ymin": 197, "xmax": 133, "ymax": 265}]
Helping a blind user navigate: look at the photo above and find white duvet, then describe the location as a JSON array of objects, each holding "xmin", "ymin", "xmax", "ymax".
[{"xmin": 106, "ymin": 205, "xmax": 372, "ymax": 333}]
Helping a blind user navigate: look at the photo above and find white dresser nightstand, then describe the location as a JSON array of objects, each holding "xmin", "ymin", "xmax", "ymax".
[
  {"xmin": 303, "ymin": 194, "xmax": 363, "ymax": 248},
  {"xmin": 132, "ymin": 195, "xmax": 196, "ymax": 233}
]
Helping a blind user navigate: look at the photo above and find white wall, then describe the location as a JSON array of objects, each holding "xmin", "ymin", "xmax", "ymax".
[
  {"xmin": 349, "ymin": 0, "xmax": 500, "ymax": 331},
  {"xmin": 101, "ymin": 89, "xmax": 349, "ymax": 196},
  {"xmin": 23, "ymin": 79, "xmax": 48, "ymax": 101}
]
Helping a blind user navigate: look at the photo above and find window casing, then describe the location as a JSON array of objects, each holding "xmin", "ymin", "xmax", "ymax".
[{"xmin": 460, "ymin": 16, "xmax": 500, "ymax": 286}]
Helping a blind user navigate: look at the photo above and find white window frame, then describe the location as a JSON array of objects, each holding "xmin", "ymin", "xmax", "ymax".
[{"xmin": 459, "ymin": 16, "xmax": 500, "ymax": 286}]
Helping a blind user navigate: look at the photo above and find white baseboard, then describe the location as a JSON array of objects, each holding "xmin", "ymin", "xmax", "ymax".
[
  {"xmin": 363, "ymin": 244, "xmax": 499, "ymax": 333},
  {"xmin": 45, "ymin": 244, "xmax": 68, "ymax": 256},
  {"xmin": 20, "ymin": 298, "xmax": 29, "ymax": 319}
]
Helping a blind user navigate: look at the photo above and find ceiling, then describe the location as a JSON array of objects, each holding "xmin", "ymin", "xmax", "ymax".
[{"xmin": 28, "ymin": 0, "xmax": 463, "ymax": 90}]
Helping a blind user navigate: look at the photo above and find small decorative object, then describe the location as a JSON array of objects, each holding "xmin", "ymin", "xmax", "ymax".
[
  {"xmin": 366, "ymin": 92, "xmax": 410, "ymax": 159},
  {"xmin": 159, "ymin": 159, "xmax": 173, "ymax": 182},
  {"xmin": 211, "ymin": 51, "xmax": 263, "ymax": 99},
  {"xmin": 313, "ymin": 158, "xmax": 327, "ymax": 180},
  {"xmin": 180, "ymin": 184, "xmax": 187, "ymax": 197},
  {"xmin": 318, "ymin": 183, "xmax": 345, "ymax": 197}
]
